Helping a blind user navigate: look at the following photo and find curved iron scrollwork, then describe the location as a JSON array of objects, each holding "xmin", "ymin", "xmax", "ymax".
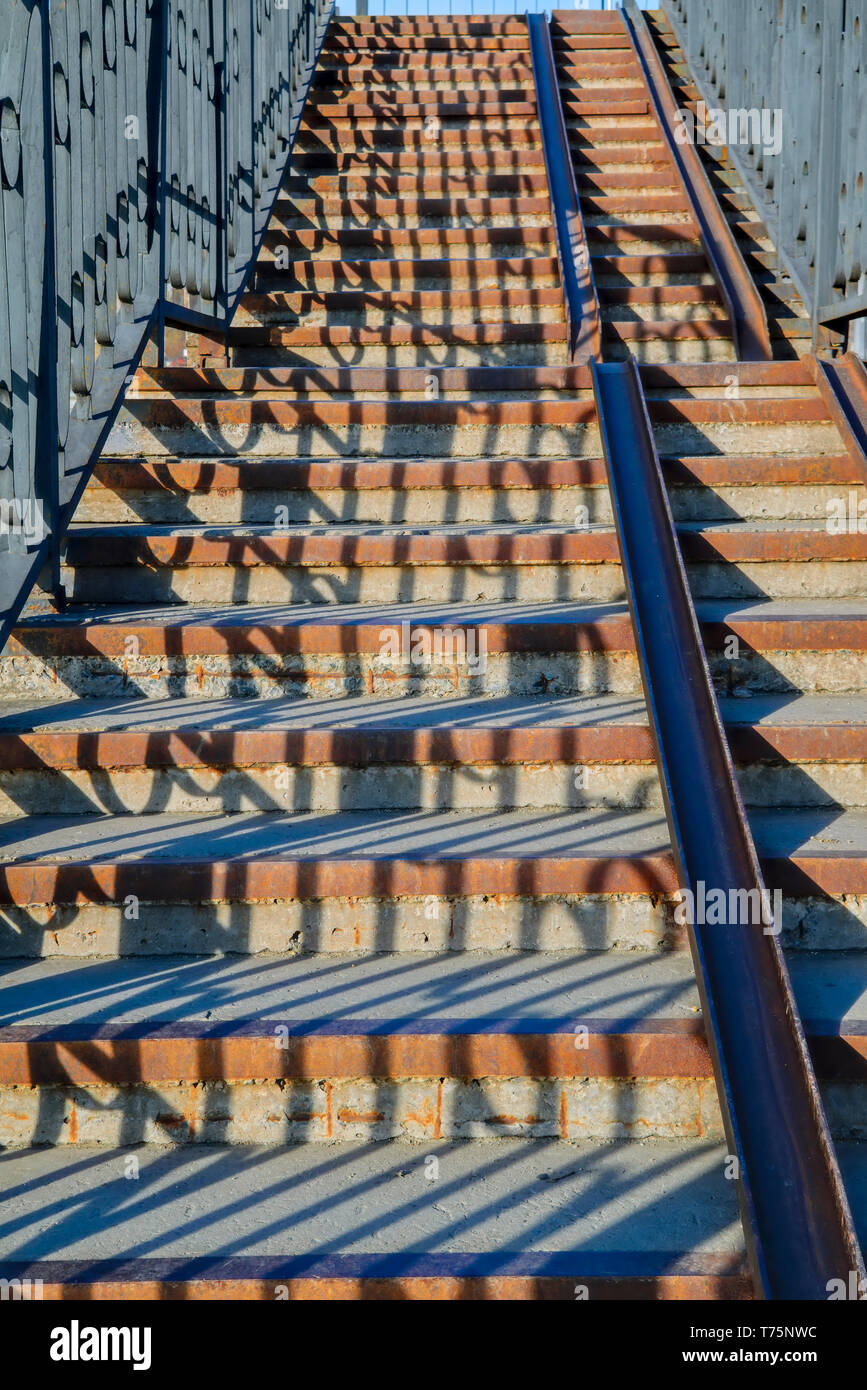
[{"xmin": 0, "ymin": 0, "xmax": 329, "ymax": 634}]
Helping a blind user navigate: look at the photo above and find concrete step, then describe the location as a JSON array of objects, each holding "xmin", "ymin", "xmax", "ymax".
[
  {"xmin": 587, "ymin": 225, "xmax": 703, "ymax": 255},
  {"xmin": 271, "ymin": 198, "xmax": 554, "ymax": 233},
  {"xmin": 0, "ymin": 802, "xmax": 864, "ymax": 956},
  {"xmin": 312, "ymin": 66, "xmax": 535, "ymax": 92},
  {"xmin": 603, "ymin": 337, "xmax": 736, "ymax": 364},
  {"xmin": 128, "ymin": 361, "xmax": 823, "ymax": 398},
  {"xmin": 259, "ymin": 225, "xmax": 555, "ymax": 259},
  {"xmin": 294, "ymin": 128, "xmax": 543, "ymax": 153},
  {"xmin": 78, "ymin": 450, "xmax": 864, "ymax": 526},
  {"xmin": 8, "ymin": 599, "xmax": 867, "ymax": 699},
  {"xmin": 575, "ymin": 169, "xmax": 679, "ymax": 192},
  {"xmin": 321, "ymin": 34, "xmax": 532, "ymax": 53},
  {"xmin": 292, "ymin": 171, "xmax": 551, "ymax": 196},
  {"xmin": 57, "ymin": 520, "xmax": 867, "ymax": 605},
  {"xmin": 0, "ymin": 948, "xmax": 864, "ymax": 1147},
  {"xmin": 230, "ymin": 285, "xmax": 566, "ymax": 331},
  {"xmin": 289, "ymin": 150, "xmax": 547, "ymax": 176},
  {"xmin": 664, "ymin": 454, "xmax": 864, "ymax": 523},
  {"xmin": 58, "ymin": 522, "xmax": 627, "ymax": 606},
  {"xmin": 0, "ymin": 1138, "xmax": 755, "ymax": 1297},
  {"xmin": 82, "ymin": 451, "xmax": 614, "ymax": 524},
  {"xmin": 252, "ymin": 255, "xmax": 561, "ymax": 294},
  {"xmin": 107, "ymin": 393, "xmax": 839, "ymax": 458},
  {"xmin": 109, "ymin": 398, "xmax": 603, "ymax": 458},
  {"xmin": 3, "ymin": 691, "xmax": 867, "ymax": 816},
  {"xmin": 304, "ymin": 98, "xmax": 540, "ymax": 124}
]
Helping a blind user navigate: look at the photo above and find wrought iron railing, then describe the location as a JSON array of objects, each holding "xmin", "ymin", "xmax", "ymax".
[
  {"xmin": 663, "ymin": 0, "xmax": 867, "ymax": 350},
  {"xmin": 0, "ymin": 0, "xmax": 331, "ymax": 641}
]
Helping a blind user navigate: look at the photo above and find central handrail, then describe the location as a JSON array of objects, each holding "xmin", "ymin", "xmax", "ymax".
[{"xmin": 526, "ymin": 12, "xmax": 601, "ymax": 362}]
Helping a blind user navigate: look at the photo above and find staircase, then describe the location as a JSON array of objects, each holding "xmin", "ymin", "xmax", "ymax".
[{"xmin": 0, "ymin": 10, "xmax": 865, "ymax": 1301}]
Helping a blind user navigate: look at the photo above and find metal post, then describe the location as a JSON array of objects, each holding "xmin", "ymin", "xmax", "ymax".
[
  {"xmin": 156, "ymin": 0, "xmax": 170, "ymax": 366},
  {"xmin": 39, "ymin": 0, "xmax": 63, "ymax": 607}
]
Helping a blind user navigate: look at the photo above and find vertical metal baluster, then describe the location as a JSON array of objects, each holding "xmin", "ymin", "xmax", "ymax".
[
  {"xmin": 40, "ymin": 0, "xmax": 62, "ymax": 605},
  {"xmin": 156, "ymin": 0, "xmax": 169, "ymax": 364}
]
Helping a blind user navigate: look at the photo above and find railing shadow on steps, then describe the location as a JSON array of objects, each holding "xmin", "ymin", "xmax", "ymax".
[
  {"xmin": 525, "ymin": 3, "xmax": 867, "ymax": 1298},
  {"xmin": 0, "ymin": 0, "xmax": 333, "ymax": 651}
]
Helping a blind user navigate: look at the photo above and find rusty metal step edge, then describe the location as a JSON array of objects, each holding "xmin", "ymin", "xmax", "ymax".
[
  {"xmin": 0, "ymin": 1254, "xmax": 751, "ymax": 1301},
  {"xmin": 0, "ymin": 1018, "xmax": 863, "ymax": 1085}
]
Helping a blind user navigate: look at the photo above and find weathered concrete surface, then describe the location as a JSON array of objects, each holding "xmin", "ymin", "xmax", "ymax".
[
  {"xmin": 0, "ymin": 1137, "xmax": 746, "ymax": 1268},
  {"xmin": 0, "ymin": 945, "xmax": 863, "ymax": 1031},
  {"xmin": 0, "ymin": 1076, "xmax": 725, "ymax": 1147},
  {"xmin": 3, "ymin": 892, "xmax": 864, "ymax": 958}
]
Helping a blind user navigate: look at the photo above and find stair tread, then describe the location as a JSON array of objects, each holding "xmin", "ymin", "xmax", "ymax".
[
  {"xmin": 16, "ymin": 597, "xmax": 867, "ymax": 626},
  {"xmin": 65, "ymin": 519, "xmax": 850, "ymax": 538},
  {"xmin": 1, "ymin": 805, "xmax": 867, "ymax": 863},
  {"xmin": 1, "ymin": 692, "xmax": 866, "ymax": 735},
  {"xmin": 0, "ymin": 1138, "xmax": 748, "ymax": 1269},
  {"xmin": 0, "ymin": 949, "xmax": 703, "ymax": 1027},
  {"xmin": 2, "ymin": 949, "xmax": 865, "ymax": 1032},
  {"xmin": 0, "ymin": 693, "xmax": 648, "ymax": 733}
]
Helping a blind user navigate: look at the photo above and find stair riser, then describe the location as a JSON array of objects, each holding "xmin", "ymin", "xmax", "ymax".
[
  {"xmin": 0, "ymin": 761, "xmax": 660, "ymax": 815},
  {"xmin": 261, "ymin": 242, "xmax": 553, "ymax": 262},
  {"xmin": 58, "ymin": 563, "xmax": 627, "ymax": 605},
  {"xmin": 0, "ymin": 652, "xmax": 645, "ymax": 702},
  {"xmin": 600, "ymin": 304, "xmax": 727, "ymax": 323},
  {"xmin": 686, "ymin": 562, "xmax": 867, "ymax": 601},
  {"xmin": 0, "ymin": 1077, "xmax": 726, "ymax": 1148},
  {"xmin": 312, "ymin": 72, "xmax": 535, "ymax": 91},
  {"xmin": 0, "ymin": 1273, "xmax": 750, "ymax": 1301},
  {"xmin": 595, "ymin": 271, "xmax": 716, "ymax": 287},
  {"xmin": 4, "ymin": 648, "xmax": 865, "ymax": 700},
  {"xmin": 2, "ymin": 759, "xmax": 866, "ymax": 816},
  {"xmin": 588, "ymin": 234, "xmax": 700, "ymax": 253},
  {"xmin": 253, "ymin": 264, "xmax": 561, "ymax": 292},
  {"xmin": 2, "ymin": 890, "xmax": 861, "ymax": 957},
  {"xmin": 294, "ymin": 130, "xmax": 542, "ymax": 150},
  {"xmin": 260, "ymin": 239, "xmax": 553, "ymax": 261},
  {"xmin": 58, "ymin": 560, "xmax": 867, "ymax": 604},
  {"xmin": 606, "ymin": 339, "xmax": 736, "ymax": 363},
  {"xmin": 107, "ymin": 418, "xmax": 597, "ymax": 458},
  {"xmin": 669, "ymin": 485, "xmax": 867, "ymax": 525},
  {"xmin": 108, "ymin": 413, "xmax": 838, "ymax": 459},
  {"xmin": 0, "ymin": 894, "xmax": 685, "ymax": 957},
  {"xmin": 73, "ymin": 484, "xmax": 861, "ymax": 527},
  {"xmin": 2, "ymin": 1076, "xmax": 863, "ymax": 1148},
  {"xmin": 232, "ymin": 306, "xmax": 566, "ymax": 328},
  {"xmin": 269, "ymin": 213, "xmax": 554, "ymax": 231},
  {"xmin": 227, "ymin": 344, "xmax": 572, "ymax": 366},
  {"xmin": 76, "ymin": 487, "xmax": 608, "ymax": 526}
]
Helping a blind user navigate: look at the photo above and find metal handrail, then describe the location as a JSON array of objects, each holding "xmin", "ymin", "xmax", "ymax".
[
  {"xmin": 0, "ymin": 0, "xmax": 333, "ymax": 646},
  {"xmin": 663, "ymin": 0, "xmax": 867, "ymax": 347},
  {"xmin": 619, "ymin": 0, "xmax": 772, "ymax": 361},
  {"xmin": 526, "ymin": 11, "xmax": 601, "ymax": 362},
  {"xmin": 524, "ymin": 1, "xmax": 865, "ymax": 1298},
  {"xmin": 592, "ymin": 354, "xmax": 865, "ymax": 1299}
]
